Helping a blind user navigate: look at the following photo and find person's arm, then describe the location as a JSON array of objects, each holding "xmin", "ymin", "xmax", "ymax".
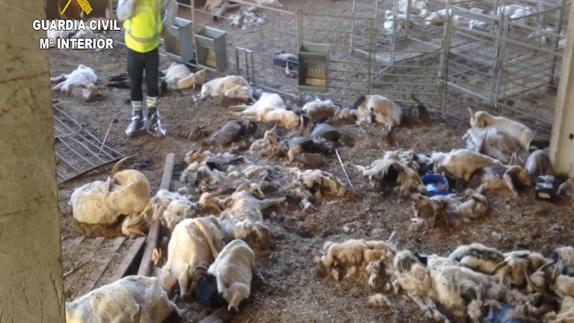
[{"xmin": 117, "ymin": 0, "xmax": 137, "ymax": 21}]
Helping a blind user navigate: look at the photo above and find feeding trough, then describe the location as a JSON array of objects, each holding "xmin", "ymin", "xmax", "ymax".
[
  {"xmin": 298, "ymin": 42, "xmax": 329, "ymax": 92},
  {"xmin": 195, "ymin": 26, "xmax": 228, "ymax": 73},
  {"xmin": 422, "ymin": 174, "xmax": 449, "ymax": 196},
  {"xmin": 164, "ymin": 17, "xmax": 196, "ymax": 64}
]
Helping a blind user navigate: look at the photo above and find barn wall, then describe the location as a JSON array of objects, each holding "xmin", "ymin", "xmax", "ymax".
[{"xmin": 0, "ymin": 0, "xmax": 65, "ymax": 321}]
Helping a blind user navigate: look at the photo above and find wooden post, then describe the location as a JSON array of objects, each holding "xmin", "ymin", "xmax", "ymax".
[
  {"xmin": 137, "ymin": 153, "xmax": 175, "ymax": 276},
  {"xmin": 549, "ymin": 6, "xmax": 574, "ymax": 177},
  {"xmin": 0, "ymin": 0, "xmax": 65, "ymax": 320}
]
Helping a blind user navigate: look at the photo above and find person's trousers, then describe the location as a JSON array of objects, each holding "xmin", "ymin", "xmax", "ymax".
[{"xmin": 127, "ymin": 47, "xmax": 159, "ymax": 103}]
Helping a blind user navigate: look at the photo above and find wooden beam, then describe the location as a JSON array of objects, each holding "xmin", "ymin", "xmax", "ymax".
[
  {"xmin": 105, "ymin": 236, "xmax": 146, "ymax": 284},
  {"xmin": 550, "ymin": 7, "xmax": 574, "ymax": 176},
  {"xmin": 137, "ymin": 153, "xmax": 175, "ymax": 277},
  {"xmin": 79, "ymin": 237, "xmax": 126, "ymax": 295}
]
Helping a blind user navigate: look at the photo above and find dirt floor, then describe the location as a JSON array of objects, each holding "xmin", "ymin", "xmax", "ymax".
[{"xmin": 51, "ymin": 1, "xmax": 573, "ymax": 322}]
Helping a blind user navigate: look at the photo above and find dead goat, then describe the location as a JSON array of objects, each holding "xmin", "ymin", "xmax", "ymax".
[
  {"xmin": 316, "ymin": 239, "xmax": 396, "ymax": 281},
  {"xmin": 65, "ymin": 276, "xmax": 177, "ymax": 323},
  {"xmin": 351, "ymin": 94, "xmax": 429, "ymax": 130},
  {"xmin": 230, "ymin": 92, "xmax": 300, "ymax": 129},
  {"xmin": 249, "ymin": 125, "xmax": 287, "ymax": 158},
  {"xmin": 141, "ymin": 189, "xmax": 197, "ymax": 232},
  {"xmin": 467, "ymin": 164, "xmax": 531, "ymax": 196},
  {"xmin": 291, "ymin": 168, "xmax": 347, "ymax": 210},
  {"xmin": 51, "ymin": 64, "xmax": 98, "ymax": 101},
  {"xmin": 200, "ymin": 75, "xmax": 252, "ymax": 101},
  {"xmin": 468, "ymin": 108, "xmax": 535, "ymax": 150},
  {"xmin": 463, "ymin": 127, "xmax": 529, "ymax": 165},
  {"xmin": 195, "ymin": 239, "xmax": 256, "ymax": 311},
  {"xmin": 491, "ymin": 250, "xmax": 550, "ymax": 288},
  {"xmin": 218, "ymin": 184, "xmax": 285, "ymax": 250},
  {"xmin": 160, "ymin": 216, "xmax": 224, "ymax": 297},
  {"xmin": 70, "ymin": 156, "xmax": 150, "ymax": 238},
  {"xmin": 285, "ymin": 136, "xmax": 331, "ymax": 168},
  {"xmin": 301, "ymin": 98, "xmax": 356, "ymax": 123},
  {"xmin": 354, "ymin": 152, "xmax": 425, "ymax": 197},
  {"xmin": 202, "ymin": 119, "xmax": 257, "ymax": 148},
  {"xmin": 180, "ymin": 150, "xmax": 246, "ymax": 192},
  {"xmin": 431, "ymin": 149, "xmax": 498, "ymax": 182},
  {"xmin": 411, "ymin": 191, "xmax": 488, "ymax": 229},
  {"xmin": 310, "ymin": 123, "xmax": 355, "ymax": 147},
  {"xmin": 162, "ymin": 63, "xmax": 207, "ymax": 91},
  {"xmin": 393, "ymin": 249, "xmax": 506, "ymax": 322},
  {"xmin": 448, "ymin": 243, "xmax": 505, "ymax": 274}
]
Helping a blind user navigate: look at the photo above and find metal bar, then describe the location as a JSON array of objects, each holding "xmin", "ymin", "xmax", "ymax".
[
  {"xmin": 448, "ymin": 81, "xmax": 491, "ymax": 100},
  {"xmin": 54, "ymin": 106, "xmax": 123, "ymax": 156},
  {"xmin": 53, "ymin": 115, "xmax": 115, "ymax": 161},
  {"xmin": 58, "ymin": 157, "xmax": 124, "ymax": 185},
  {"xmin": 235, "ymin": 47, "xmax": 240, "ymax": 75},
  {"xmin": 58, "ymin": 139, "xmax": 98, "ymax": 167},
  {"xmin": 55, "ymin": 151, "xmax": 82, "ymax": 173}
]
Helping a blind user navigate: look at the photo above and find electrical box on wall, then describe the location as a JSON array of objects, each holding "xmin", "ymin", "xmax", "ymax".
[
  {"xmin": 298, "ymin": 42, "xmax": 329, "ymax": 92},
  {"xmin": 196, "ymin": 26, "xmax": 228, "ymax": 73}
]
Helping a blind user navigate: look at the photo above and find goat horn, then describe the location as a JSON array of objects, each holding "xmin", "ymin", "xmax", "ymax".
[
  {"xmin": 111, "ymin": 154, "xmax": 136, "ymax": 176},
  {"xmin": 491, "ymin": 260, "xmax": 508, "ymax": 275},
  {"xmin": 524, "ymin": 271, "xmax": 546, "ymax": 296}
]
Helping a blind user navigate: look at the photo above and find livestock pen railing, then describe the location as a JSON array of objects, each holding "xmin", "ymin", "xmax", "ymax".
[
  {"xmin": 444, "ymin": 0, "xmax": 570, "ymax": 136},
  {"xmin": 157, "ymin": 0, "xmax": 568, "ymax": 137}
]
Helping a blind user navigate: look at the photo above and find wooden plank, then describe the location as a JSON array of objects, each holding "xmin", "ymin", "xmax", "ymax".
[
  {"xmin": 199, "ymin": 307, "xmax": 233, "ymax": 323},
  {"xmin": 79, "ymin": 237, "xmax": 126, "ymax": 294},
  {"xmin": 159, "ymin": 153, "xmax": 176, "ymax": 191},
  {"xmin": 106, "ymin": 236, "xmax": 146, "ymax": 283},
  {"xmin": 137, "ymin": 153, "xmax": 175, "ymax": 277}
]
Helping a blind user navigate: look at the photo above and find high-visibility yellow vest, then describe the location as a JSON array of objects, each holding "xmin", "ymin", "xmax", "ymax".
[{"xmin": 123, "ymin": 0, "xmax": 162, "ymax": 53}]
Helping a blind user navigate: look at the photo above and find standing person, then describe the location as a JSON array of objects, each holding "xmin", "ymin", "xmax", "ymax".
[{"xmin": 117, "ymin": 0, "xmax": 175, "ymax": 137}]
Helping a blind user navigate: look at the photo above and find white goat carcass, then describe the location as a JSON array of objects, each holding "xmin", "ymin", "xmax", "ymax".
[
  {"xmin": 160, "ymin": 217, "xmax": 224, "ymax": 296},
  {"xmin": 70, "ymin": 158, "xmax": 151, "ymax": 238},
  {"xmin": 230, "ymin": 92, "xmax": 300, "ymax": 129},
  {"xmin": 302, "ymin": 98, "xmax": 345, "ymax": 122},
  {"xmin": 463, "ymin": 127, "xmax": 529, "ymax": 165},
  {"xmin": 468, "ymin": 108, "xmax": 535, "ymax": 150},
  {"xmin": 431, "ymin": 149, "xmax": 498, "ymax": 182},
  {"xmin": 467, "ymin": 164, "xmax": 531, "ymax": 196},
  {"xmin": 354, "ymin": 151, "xmax": 425, "ymax": 197},
  {"xmin": 292, "ymin": 169, "xmax": 347, "ymax": 210},
  {"xmin": 491, "ymin": 250, "xmax": 549, "ymax": 288},
  {"xmin": 412, "ymin": 191, "xmax": 488, "ymax": 229},
  {"xmin": 219, "ymin": 186, "xmax": 285, "ymax": 249},
  {"xmin": 51, "ymin": 64, "xmax": 98, "ymax": 101},
  {"xmin": 143, "ymin": 189, "xmax": 197, "ymax": 232},
  {"xmin": 317, "ymin": 239, "xmax": 396, "ymax": 281},
  {"xmin": 448, "ymin": 243, "xmax": 505, "ymax": 274},
  {"xmin": 163, "ymin": 63, "xmax": 207, "ymax": 91},
  {"xmin": 65, "ymin": 275, "xmax": 176, "ymax": 323},
  {"xmin": 205, "ymin": 239, "xmax": 256, "ymax": 311},
  {"xmin": 200, "ymin": 75, "xmax": 252, "ymax": 101},
  {"xmin": 351, "ymin": 94, "xmax": 401, "ymax": 129}
]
